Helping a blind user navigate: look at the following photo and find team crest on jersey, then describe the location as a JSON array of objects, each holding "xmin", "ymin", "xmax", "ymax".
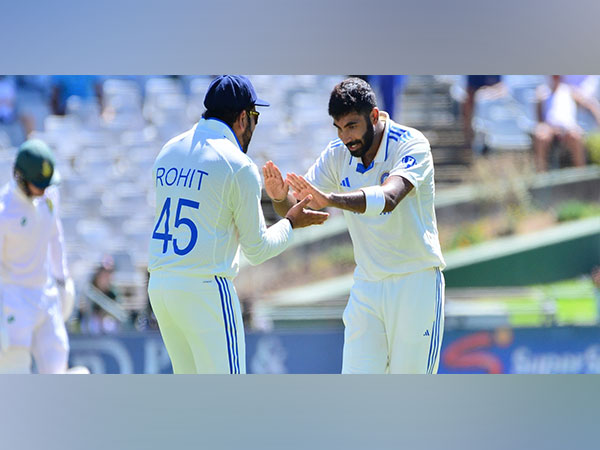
[
  {"xmin": 380, "ymin": 172, "xmax": 390, "ymax": 184},
  {"xmin": 401, "ymin": 155, "xmax": 417, "ymax": 169}
]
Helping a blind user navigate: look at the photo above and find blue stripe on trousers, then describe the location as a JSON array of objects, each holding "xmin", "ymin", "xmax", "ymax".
[
  {"xmin": 221, "ymin": 277, "xmax": 240, "ymax": 374},
  {"xmin": 426, "ymin": 269, "xmax": 442, "ymax": 374},
  {"xmin": 432, "ymin": 269, "xmax": 443, "ymax": 372},
  {"xmin": 431, "ymin": 269, "xmax": 442, "ymax": 373},
  {"xmin": 215, "ymin": 276, "xmax": 233, "ymax": 374}
]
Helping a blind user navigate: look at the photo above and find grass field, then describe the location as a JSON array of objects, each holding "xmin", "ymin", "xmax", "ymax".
[{"xmin": 505, "ymin": 278, "xmax": 599, "ymax": 327}]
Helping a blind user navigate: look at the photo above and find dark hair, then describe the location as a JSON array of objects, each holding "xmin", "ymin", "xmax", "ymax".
[
  {"xmin": 328, "ymin": 77, "xmax": 377, "ymax": 119},
  {"xmin": 202, "ymin": 108, "xmax": 249, "ymax": 128}
]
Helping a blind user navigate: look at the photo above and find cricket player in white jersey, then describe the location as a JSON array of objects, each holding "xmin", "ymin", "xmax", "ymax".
[
  {"xmin": 264, "ymin": 78, "xmax": 445, "ymax": 373},
  {"xmin": 0, "ymin": 139, "xmax": 76, "ymax": 374},
  {"xmin": 148, "ymin": 75, "xmax": 328, "ymax": 374}
]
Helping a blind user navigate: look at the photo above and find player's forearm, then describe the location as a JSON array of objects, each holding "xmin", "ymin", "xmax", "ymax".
[
  {"xmin": 271, "ymin": 193, "xmax": 296, "ymax": 218},
  {"xmin": 326, "ymin": 191, "xmax": 367, "ymax": 213},
  {"xmin": 241, "ymin": 219, "xmax": 292, "ymax": 265},
  {"xmin": 327, "ymin": 176, "xmax": 413, "ymax": 214}
]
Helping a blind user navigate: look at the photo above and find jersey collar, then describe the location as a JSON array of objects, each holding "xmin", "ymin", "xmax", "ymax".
[
  {"xmin": 9, "ymin": 179, "xmax": 35, "ymax": 205},
  {"xmin": 197, "ymin": 118, "xmax": 244, "ymax": 152}
]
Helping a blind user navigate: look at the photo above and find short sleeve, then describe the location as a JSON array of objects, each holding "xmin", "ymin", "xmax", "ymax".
[{"xmin": 388, "ymin": 137, "xmax": 433, "ymax": 190}]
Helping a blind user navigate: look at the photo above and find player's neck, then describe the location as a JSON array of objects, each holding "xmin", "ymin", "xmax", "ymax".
[{"xmin": 360, "ymin": 121, "xmax": 385, "ymax": 167}]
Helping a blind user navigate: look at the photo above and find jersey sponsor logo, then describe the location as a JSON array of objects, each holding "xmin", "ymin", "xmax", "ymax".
[
  {"xmin": 380, "ymin": 172, "xmax": 389, "ymax": 184},
  {"xmin": 155, "ymin": 166, "xmax": 209, "ymax": 191},
  {"xmin": 424, "ymin": 329, "xmax": 430, "ymax": 336},
  {"xmin": 401, "ymin": 155, "xmax": 417, "ymax": 169},
  {"xmin": 442, "ymin": 330, "xmax": 508, "ymax": 374},
  {"xmin": 340, "ymin": 177, "xmax": 351, "ymax": 188}
]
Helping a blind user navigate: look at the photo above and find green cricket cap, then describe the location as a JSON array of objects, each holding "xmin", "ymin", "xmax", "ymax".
[{"xmin": 14, "ymin": 139, "xmax": 59, "ymax": 189}]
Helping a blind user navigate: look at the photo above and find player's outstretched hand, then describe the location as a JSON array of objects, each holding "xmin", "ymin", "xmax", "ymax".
[
  {"xmin": 262, "ymin": 161, "xmax": 289, "ymax": 202},
  {"xmin": 285, "ymin": 194, "xmax": 329, "ymax": 229},
  {"xmin": 286, "ymin": 173, "xmax": 330, "ymax": 210}
]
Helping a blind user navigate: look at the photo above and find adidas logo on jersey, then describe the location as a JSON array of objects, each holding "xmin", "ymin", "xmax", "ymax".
[
  {"xmin": 423, "ymin": 329, "xmax": 430, "ymax": 336},
  {"xmin": 340, "ymin": 177, "xmax": 350, "ymax": 188}
]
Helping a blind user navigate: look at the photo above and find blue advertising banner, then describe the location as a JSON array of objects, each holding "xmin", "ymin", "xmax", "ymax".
[
  {"xmin": 68, "ymin": 330, "xmax": 344, "ymax": 374},
  {"xmin": 439, "ymin": 327, "xmax": 600, "ymax": 374},
  {"xmin": 68, "ymin": 326, "xmax": 600, "ymax": 374}
]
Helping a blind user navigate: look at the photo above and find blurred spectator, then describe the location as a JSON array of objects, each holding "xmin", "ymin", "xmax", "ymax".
[
  {"xmin": 132, "ymin": 303, "xmax": 159, "ymax": 332},
  {"xmin": 0, "ymin": 76, "xmax": 30, "ymax": 146},
  {"xmin": 15, "ymin": 76, "xmax": 53, "ymax": 133},
  {"xmin": 563, "ymin": 75, "xmax": 599, "ymax": 100},
  {"xmin": 91, "ymin": 256, "xmax": 119, "ymax": 300},
  {"xmin": 367, "ymin": 75, "xmax": 406, "ymax": 121},
  {"xmin": 533, "ymin": 75, "xmax": 600, "ymax": 172},
  {"xmin": 463, "ymin": 75, "xmax": 503, "ymax": 152},
  {"xmin": 78, "ymin": 256, "xmax": 121, "ymax": 334},
  {"xmin": 51, "ymin": 75, "xmax": 103, "ymax": 116},
  {"xmin": 354, "ymin": 75, "xmax": 406, "ymax": 121},
  {"xmin": 132, "ymin": 271, "xmax": 159, "ymax": 332}
]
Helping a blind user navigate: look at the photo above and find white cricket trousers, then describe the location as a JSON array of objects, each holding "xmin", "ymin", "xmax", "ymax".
[
  {"xmin": 148, "ymin": 272, "xmax": 245, "ymax": 374},
  {"xmin": 0, "ymin": 284, "xmax": 69, "ymax": 374},
  {"xmin": 342, "ymin": 267, "xmax": 445, "ymax": 374}
]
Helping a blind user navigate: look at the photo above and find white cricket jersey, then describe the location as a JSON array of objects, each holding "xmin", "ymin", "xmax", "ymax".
[
  {"xmin": 148, "ymin": 118, "xmax": 293, "ymax": 278},
  {"xmin": 305, "ymin": 111, "xmax": 445, "ymax": 281},
  {"xmin": 0, "ymin": 182, "xmax": 68, "ymax": 288}
]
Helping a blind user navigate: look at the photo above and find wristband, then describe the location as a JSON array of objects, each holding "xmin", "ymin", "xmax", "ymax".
[{"xmin": 360, "ymin": 185, "xmax": 386, "ymax": 216}]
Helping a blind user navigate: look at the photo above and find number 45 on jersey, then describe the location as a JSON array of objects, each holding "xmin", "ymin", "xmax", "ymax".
[{"xmin": 152, "ymin": 197, "xmax": 199, "ymax": 256}]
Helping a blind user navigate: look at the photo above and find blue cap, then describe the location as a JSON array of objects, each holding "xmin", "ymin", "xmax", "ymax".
[{"xmin": 203, "ymin": 75, "xmax": 270, "ymax": 111}]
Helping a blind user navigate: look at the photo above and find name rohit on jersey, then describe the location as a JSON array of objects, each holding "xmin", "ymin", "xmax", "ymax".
[{"xmin": 155, "ymin": 166, "xmax": 209, "ymax": 191}]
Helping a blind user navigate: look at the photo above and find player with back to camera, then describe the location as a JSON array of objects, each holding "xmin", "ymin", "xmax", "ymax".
[
  {"xmin": 263, "ymin": 77, "xmax": 446, "ymax": 374},
  {"xmin": 0, "ymin": 139, "xmax": 84, "ymax": 374},
  {"xmin": 147, "ymin": 75, "xmax": 329, "ymax": 374}
]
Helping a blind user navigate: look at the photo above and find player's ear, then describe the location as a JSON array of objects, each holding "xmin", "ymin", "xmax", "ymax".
[
  {"xmin": 370, "ymin": 107, "xmax": 379, "ymax": 125},
  {"xmin": 232, "ymin": 110, "xmax": 246, "ymax": 134}
]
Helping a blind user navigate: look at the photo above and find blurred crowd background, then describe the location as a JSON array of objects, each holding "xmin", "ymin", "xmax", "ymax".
[{"xmin": 1, "ymin": 75, "xmax": 599, "ymax": 373}]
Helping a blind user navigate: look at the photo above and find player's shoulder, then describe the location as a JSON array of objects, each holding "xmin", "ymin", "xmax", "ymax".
[
  {"xmin": 0, "ymin": 183, "xmax": 12, "ymax": 204},
  {"xmin": 162, "ymin": 127, "xmax": 195, "ymax": 150},
  {"xmin": 43, "ymin": 185, "xmax": 60, "ymax": 215},
  {"xmin": 0, "ymin": 188, "xmax": 6, "ymax": 212},
  {"xmin": 327, "ymin": 138, "xmax": 345, "ymax": 151},
  {"xmin": 0, "ymin": 184, "xmax": 13, "ymax": 217},
  {"xmin": 318, "ymin": 138, "xmax": 346, "ymax": 161},
  {"xmin": 388, "ymin": 121, "xmax": 429, "ymax": 145},
  {"xmin": 0, "ymin": 183, "xmax": 9, "ymax": 200},
  {"xmin": 209, "ymin": 138, "xmax": 253, "ymax": 177}
]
